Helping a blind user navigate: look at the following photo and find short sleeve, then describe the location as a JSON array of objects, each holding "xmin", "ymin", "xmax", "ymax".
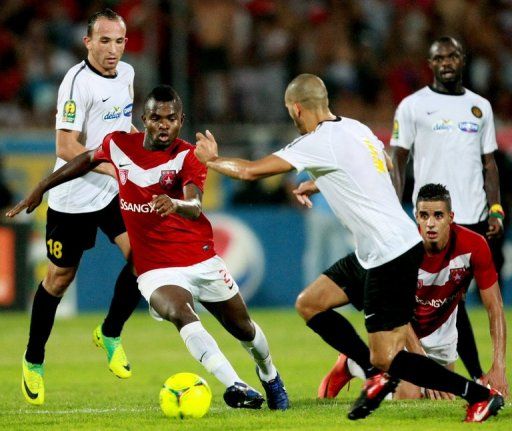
[
  {"xmin": 182, "ymin": 150, "xmax": 207, "ymax": 192},
  {"xmin": 471, "ymin": 234, "xmax": 498, "ymax": 290},
  {"xmin": 92, "ymin": 133, "xmax": 114, "ymax": 163},
  {"xmin": 273, "ymin": 135, "xmax": 326, "ymax": 173},
  {"xmin": 390, "ymin": 97, "xmax": 415, "ymax": 150},
  {"xmin": 55, "ymin": 68, "xmax": 90, "ymax": 132},
  {"xmin": 480, "ymin": 100, "xmax": 498, "ymax": 155}
]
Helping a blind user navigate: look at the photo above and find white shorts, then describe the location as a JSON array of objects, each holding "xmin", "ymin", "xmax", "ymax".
[
  {"xmin": 420, "ymin": 306, "xmax": 459, "ymax": 367},
  {"xmin": 137, "ymin": 255, "xmax": 239, "ymax": 320}
]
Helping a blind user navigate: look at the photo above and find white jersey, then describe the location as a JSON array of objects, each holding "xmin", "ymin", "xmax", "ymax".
[
  {"xmin": 49, "ymin": 60, "xmax": 134, "ymax": 213},
  {"xmin": 274, "ymin": 117, "xmax": 421, "ymax": 269},
  {"xmin": 390, "ymin": 86, "xmax": 498, "ymax": 224}
]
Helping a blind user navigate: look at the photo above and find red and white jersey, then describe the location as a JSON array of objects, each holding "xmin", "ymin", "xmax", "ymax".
[
  {"xmin": 93, "ymin": 132, "xmax": 216, "ymax": 275},
  {"xmin": 413, "ymin": 224, "xmax": 497, "ymax": 338}
]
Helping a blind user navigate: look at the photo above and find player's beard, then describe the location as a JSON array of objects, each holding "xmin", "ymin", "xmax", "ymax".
[{"xmin": 143, "ymin": 133, "xmax": 170, "ymax": 151}]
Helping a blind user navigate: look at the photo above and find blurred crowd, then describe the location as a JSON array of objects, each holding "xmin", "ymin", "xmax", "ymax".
[{"xmin": 2, "ymin": 0, "xmax": 512, "ymax": 128}]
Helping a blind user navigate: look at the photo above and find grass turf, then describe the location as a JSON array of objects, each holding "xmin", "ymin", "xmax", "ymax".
[{"xmin": 0, "ymin": 308, "xmax": 510, "ymax": 430}]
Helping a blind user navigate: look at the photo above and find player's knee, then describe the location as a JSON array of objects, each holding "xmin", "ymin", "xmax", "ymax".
[
  {"xmin": 369, "ymin": 350, "xmax": 393, "ymax": 372},
  {"xmin": 295, "ymin": 291, "xmax": 320, "ymax": 321},
  {"xmin": 228, "ymin": 319, "xmax": 255, "ymax": 341},
  {"xmin": 43, "ymin": 271, "xmax": 75, "ymax": 297},
  {"xmin": 160, "ymin": 302, "xmax": 197, "ymax": 329}
]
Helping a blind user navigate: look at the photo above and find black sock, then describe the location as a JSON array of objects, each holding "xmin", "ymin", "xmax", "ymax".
[
  {"xmin": 388, "ymin": 351, "xmax": 490, "ymax": 404},
  {"xmin": 102, "ymin": 263, "xmax": 141, "ymax": 337},
  {"xmin": 456, "ymin": 302, "xmax": 483, "ymax": 380},
  {"xmin": 306, "ymin": 310, "xmax": 378, "ymax": 377},
  {"xmin": 25, "ymin": 282, "xmax": 61, "ymax": 364}
]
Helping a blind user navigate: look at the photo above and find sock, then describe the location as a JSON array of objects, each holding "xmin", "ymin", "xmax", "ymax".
[
  {"xmin": 347, "ymin": 358, "xmax": 366, "ymax": 380},
  {"xmin": 388, "ymin": 351, "xmax": 490, "ymax": 404},
  {"xmin": 180, "ymin": 321, "xmax": 240, "ymax": 387},
  {"xmin": 456, "ymin": 303, "xmax": 483, "ymax": 380},
  {"xmin": 25, "ymin": 282, "xmax": 62, "ymax": 364},
  {"xmin": 307, "ymin": 310, "xmax": 378, "ymax": 378},
  {"xmin": 240, "ymin": 321, "xmax": 277, "ymax": 382},
  {"xmin": 102, "ymin": 263, "xmax": 141, "ymax": 337}
]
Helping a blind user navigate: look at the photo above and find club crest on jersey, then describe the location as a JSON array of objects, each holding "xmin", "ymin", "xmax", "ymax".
[
  {"xmin": 119, "ymin": 169, "xmax": 129, "ymax": 185},
  {"xmin": 160, "ymin": 170, "xmax": 177, "ymax": 189},
  {"xmin": 471, "ymin": 106, "xmax": 482, "ymax": 118},
  {"xmin": 450, "ymin": 267, "xmax": 465, "ymax": 283}
]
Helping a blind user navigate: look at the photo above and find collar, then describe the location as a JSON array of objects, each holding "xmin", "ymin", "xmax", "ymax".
[
  {"xmin": 84, "ymin": 58, "xmax": 118, "ymax": 79},
  {"xmin": 428, "ymin": 85, "xmax": 465, "ymax": 96}
]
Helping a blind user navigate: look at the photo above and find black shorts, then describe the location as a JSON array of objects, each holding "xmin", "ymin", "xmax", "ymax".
[
  {"xmin": 323, "ymin": 242, "xmax": 423, "ymax": 333},
  {"xmin": 45, "ymin": 196, "xmax": 126, "ymax": 267}
]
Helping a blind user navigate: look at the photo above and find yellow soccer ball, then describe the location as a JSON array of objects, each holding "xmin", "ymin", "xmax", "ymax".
[{"xmin": 159, "ymin": 372, "xmax": 212, "ymax": 419}]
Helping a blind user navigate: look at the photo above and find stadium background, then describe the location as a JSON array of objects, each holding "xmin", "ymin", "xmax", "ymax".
[{"xmin": 1, "ymin": 0, "xmax": 512, "ymax": 313}]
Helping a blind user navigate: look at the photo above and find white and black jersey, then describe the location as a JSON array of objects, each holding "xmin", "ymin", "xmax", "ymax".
[
  {"xmin": 274, "ymin": 117, "xmax": 421, "ymax": 269},
  {"xmin": 49, "ymin": 60, "xmax": 134, "ymax": 213},
  {"xmin": 390, "ymin": 86, "xmax": 498, "ymax": 224}
]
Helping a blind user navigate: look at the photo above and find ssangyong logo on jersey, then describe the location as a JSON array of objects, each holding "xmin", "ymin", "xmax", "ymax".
[
  {"xmin": 103, "ymin": 106, "xmax": 122, "ymax": 121},
  {"xmin": 159, "ymin": 170, "xmax": 177, "ymax": 190},
  {"xmin": 458, "ymin": 122, "xmax": 479, "ymax": 133},
  {"xmin": 120, "ymin": 198, "xmax": 155, "ymax": 213},
  {"xmin": 119, "ymin": 169, "xmax": 129, "ymax": 185}
]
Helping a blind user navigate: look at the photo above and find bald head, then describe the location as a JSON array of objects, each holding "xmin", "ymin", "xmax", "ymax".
[
  {"xmin": 429, "ymin": 36, "xmax": 464, "ymax": 59},
  {"xmin": 285, "ymin": 74, "xmax": 329, "ymax": 110}
]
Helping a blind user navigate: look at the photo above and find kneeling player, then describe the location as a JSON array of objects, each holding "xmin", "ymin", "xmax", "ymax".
[{"xmin": 321, "ymin": 184, "xmax": 508, "ymax": 400}]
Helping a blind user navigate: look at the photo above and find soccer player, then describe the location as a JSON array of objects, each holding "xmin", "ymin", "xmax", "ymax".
[
  {"xmin": 18, "ymin": 9, "xmax": 141, "ymax": 405},
  {"xmin": 193, "ymin": 73, "xmax": 504, "ymax": 422},
  {"xmin": 7, "ymin": 85, "xmax": 289, "ymax": 411},
  {"xmin": 315, "ymin": 184, "xmax": 508, "ymax": 401},
  {"xmin": 390, "ymin": 36, "xmax": 504, "ymax": 387}
]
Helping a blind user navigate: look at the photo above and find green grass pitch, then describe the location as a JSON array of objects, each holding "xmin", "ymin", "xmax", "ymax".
[{"xmin": 0, "ymin": 308, "xmax": 510, "ymax": 430}]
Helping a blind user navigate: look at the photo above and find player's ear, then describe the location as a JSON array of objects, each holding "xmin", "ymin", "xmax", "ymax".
[{"xmin": 449, "ymin": 211, "xmax": 454, "ymax": 223}]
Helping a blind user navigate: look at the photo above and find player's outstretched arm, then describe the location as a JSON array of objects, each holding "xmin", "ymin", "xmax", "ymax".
[
  {"xmin": 480, "ymin": 282, "xmax": 509, "ymax": 397},
  {"xmin": 5, "ymin": 151, "xmax": 100, "ymax": 218},
  {"xmin": 195, "ymin": 130, "xmax": 294, "ymax": 180},
  {"xmin": 292, "ymin": 180, "xmax": 319, "ymax": 208},
  {"xmin": 151, "ymin": 183, "xmax": 203, "ymax": 219}
]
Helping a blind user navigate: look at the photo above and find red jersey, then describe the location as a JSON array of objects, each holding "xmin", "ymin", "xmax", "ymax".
[
  {"xmin": 93, "ymin": 132, "xmax": 216, "ymax": 275},
  {"xmin": 413, "ymin": 224, "xmax": 497, "ymax": 338}
]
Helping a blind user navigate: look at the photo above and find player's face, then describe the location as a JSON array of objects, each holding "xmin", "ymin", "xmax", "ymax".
[
  {"xmin": 84, "ymin": 18, "xmax": 127, "ymax": 75},
  {"xmin": 428, "ymin": 42, "xmax": 464, "ymax": 85},
  {"xmin": 285, "ymin": 100, "xmax": 307, "ymax": 135},
  {"xmin": 416, "ymin": 200, "xmax": 454, "ymax": 252},
  {"xmin": 142, "ymin": 100, "xmax": 184, "ymax": 150}
]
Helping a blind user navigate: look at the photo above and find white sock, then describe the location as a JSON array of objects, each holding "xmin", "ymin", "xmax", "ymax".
[
  {"xmin": 240, "ymin": 321, "xmax": 277, "ymax": 382},
  {"xmin": 180, "ymin": 321, "xmax": 240, "ymax": 387},
  {"xmin": 347, "ymin": 358, "xmax": 366, "ymax": 380}
]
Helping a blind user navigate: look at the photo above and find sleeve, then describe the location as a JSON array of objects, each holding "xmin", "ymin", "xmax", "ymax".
[
  {"xmin": 471, "ymin": 234, "xmax": 498, "ymax": 290},
  {"xmin": 55, "ymin": 69, "xmax": 90, "ymax": 132},
  {"xmin": 273, "ymin": 135, "xmax": 329, "ymax": 173},
  {"xmin": 480, "ymin": 100, "xmax": 498, "ymax": 155},
  {"xmin": 182, "ymin": 150, "xmax": 207, "ymax": 192},
  {"xmin": 389, "ymin": 97, "xmax": 415, "ymax": 150},
  {"xmin": 92, "ymin": 133, "xmax": 114, "ymax": 163}
]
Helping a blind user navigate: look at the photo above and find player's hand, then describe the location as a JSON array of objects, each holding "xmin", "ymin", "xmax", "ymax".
[
  {"xmin": 5, "ymin": 188, "xmax": 44, "ymax": 217},
  {"xmin": 486, "ymin": 217, "xmax": 503, "ymax": 239},
  {"xmin": 424, "ymin": 388, "xmax": 455, "ymax": 400},
  {"xmin": 292, "ymin": 180, "xmax": 319, "ymax": 208},
  {"xmin": 481, "ymin": 366, "xmax": 509, "ymax": 398},
  {"xmin": 151, "ymin": 194, "xmax": 178, "ymax": 217},
  {"xmin": 195, "ymin": 130, "xmax": 218, "ymax": 164}
]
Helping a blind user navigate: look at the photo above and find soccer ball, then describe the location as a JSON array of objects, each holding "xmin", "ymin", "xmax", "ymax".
[{"xmin": 159, "ymin": 372, "xmax": 212, "ymax": 419}]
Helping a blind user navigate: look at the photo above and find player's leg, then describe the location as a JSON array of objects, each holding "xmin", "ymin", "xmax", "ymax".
[
  {"xmin": 22, "ymin": 208, "xmax": 88, "ymax": 405},
  {"xmin": 201, "ymin": 292, "xmax": 289, "ymax": 410},
  {"xmin": 352, "ymin": 243, "xmax": 503, "ymax": 422},
  {"xmin": 456, "ymin": 301, "xmax": 483, "ymax": 380},
  {"xmin": 297, "ymin": 255, "xmax": 380, "ymax": 391},
  {"xmin": 94, "ymin": 198, "xmax": 140, "ymax": 378},
  {"xmin": 138, "ymin": 267, "xmax": 263, "ymax": 409}
]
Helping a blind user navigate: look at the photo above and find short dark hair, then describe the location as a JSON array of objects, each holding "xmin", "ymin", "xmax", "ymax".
[
  {"xmin": 144, "ymin": 85, "xmax": 183, "ymax": 112},
  {"xmin": 417, "ymin": 183, "xmax": 452, "ymax": 211},
  {"xmin": 429, "ymin": 36, "xmax": 464, "ymax": 58},
  {"xmin": 87, "ymin": 8, "xmax": 125, "ymax": 37}
]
